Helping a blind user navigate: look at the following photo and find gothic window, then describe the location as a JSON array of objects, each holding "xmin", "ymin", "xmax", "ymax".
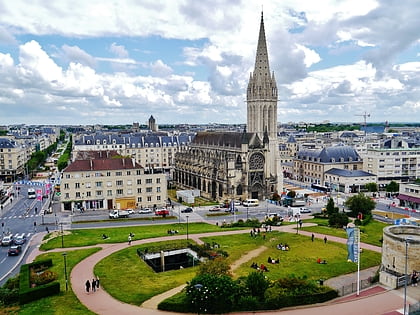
[{"xmin": 249, "ymin": 153, "xmax": 264, "ymax": 170}]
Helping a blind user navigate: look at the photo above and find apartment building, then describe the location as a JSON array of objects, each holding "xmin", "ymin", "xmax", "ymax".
[
  {"xmin": 0, "ymin": 138, "xmax": 25, "ymax": 182},
  {"xmin": 363, "ymin": 147, "xmax": 420, "ymax": 186},
  {"xmin": 397, "ymin": 182, "xmax": 420, "ymax": 210},
  {"xmin": 73, "ymin": 131, "xmax": 194, "ymax": 174},
  {"xmin": 60, "ymin": 156, "xmax": 167, "ymax": 212}
]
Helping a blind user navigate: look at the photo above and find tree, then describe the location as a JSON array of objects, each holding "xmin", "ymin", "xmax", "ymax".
[
  {"xmin": 197, "ymin": 257, "xmax": 231, "ymax": 277},
  {"xmin": 186, "ymin": 274, "xmax": 238, "ymax": 314},
  {"xmin": 326, "ymin": 197, "xmax": 338, "ymax": 216},
  {"xmin": 328, "ymin": 212, "xmax": 349, "ymax": 228},
  {"xmin": 344, "ymin": 193, "xmax": 376, "ymax": 217},
  {"xmin": 365, "ymin": 182, "xmax": 378, "ymax": 195},
  {"xmin": 386, "ymin": 181, "xmax": 399, "ymax": 194},
  {"xmin": 244, "ymin": 271, "xmax": 269, "ymax": 301}
]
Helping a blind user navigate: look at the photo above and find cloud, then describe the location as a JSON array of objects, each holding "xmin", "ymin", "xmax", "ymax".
[
  {"xmin": 109, "ymin": 42, "xmax": 128, "ymax": 58},
  {"xmin": 61, "ymin": 45, "xmax": 96, "ymax": 68}
]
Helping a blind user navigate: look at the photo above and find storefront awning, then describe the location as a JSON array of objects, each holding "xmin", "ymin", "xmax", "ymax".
[{"xmin": 397, "ymin": 194, "xmax": 420, "ymax": 203}]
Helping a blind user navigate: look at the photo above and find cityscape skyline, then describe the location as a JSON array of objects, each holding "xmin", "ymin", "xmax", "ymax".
[{"xmin": 0, "ymin": 1, "xmax": 419, "ymax": 126}]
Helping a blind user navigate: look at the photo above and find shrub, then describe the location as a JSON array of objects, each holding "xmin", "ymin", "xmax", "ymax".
[{"xmin": 245, "ymin": 271, "xmax": 269, "ymax": 301}]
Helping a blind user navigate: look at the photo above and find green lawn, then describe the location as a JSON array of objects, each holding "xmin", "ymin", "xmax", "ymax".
[
  {"xmin": 18, "ymin": 248, "xmax": 100, "ymax": 315},
  {"xmin": 94, "ymin": 239, "xmax": 197, "ymax": 305},
  {"xmin": 40, "ymin": 222, "xmax": 228, "ymax": 250},
  {"xmin": 300, "ymin": 218, "xmax": 388, "ymax": 247},
  {"xmin": 94, "ymin": 232, "xmax": 381, "ymax": 306}
]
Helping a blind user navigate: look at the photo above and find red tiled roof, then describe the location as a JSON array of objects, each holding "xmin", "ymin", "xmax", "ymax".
[{"xmin": 63, "ymin": 158, "xmax": 141, "ymax": 172}]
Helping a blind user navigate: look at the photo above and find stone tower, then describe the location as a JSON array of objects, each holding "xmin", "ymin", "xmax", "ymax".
[
  {"xmin": 246, "ymin": 12, "xmax": 281, "ymax": 192},
  {"xmin": 148, "ymin": 115, "xmax": 157, "ymax": 132}
]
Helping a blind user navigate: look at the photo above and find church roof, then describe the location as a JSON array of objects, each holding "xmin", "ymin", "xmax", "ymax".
[{"xmin": 192, "ymin": 131, "xmax": 262, "ymax": 148}]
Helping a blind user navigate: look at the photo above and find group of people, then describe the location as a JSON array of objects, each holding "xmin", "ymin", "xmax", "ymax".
[
  {"xmin": 276, "ymin": 243, "xmax": 290, "ymax": 251},
  {"xmin": 250, "ymin": 228, "xmax": 261, "ymax": 238},
  {"xmin": 412, "ymin": 270, "xmax": 418, "ymax": 286},
  {"xmin": 317, "ymin": 258, "xmax": 327, "ymax": 264},
  {"xmin": 85, "ymin": 277, "xmax": 100, "ymax": 293},
  {"xmin": 267, "ymin": 256, "xmax": 280, "ymax": 264},
  {"xmin": 250, "ymin": 262, "xmax": 269, "ymax": 272},
  {"xmin": 167, "ymin": 229, "xmax": 179, "ymax": 235}
]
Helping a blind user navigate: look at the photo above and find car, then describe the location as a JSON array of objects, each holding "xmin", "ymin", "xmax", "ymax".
[
  {"xmin": 299, "ymin": 207, "xmax": 311, "ymax": 213},
  {"xmin": 1, "ymin": 235, "xmax": 13, "ymax": 246},
  {"xmin": 209, "ymin": 206, "xmax": 222, "ymax": 212},
  {"xmin": 138, "ymin": 208, "xmax": 153, "ymax": 214},
  {"xmin": 8, "ymin": 245, "xmax": 22, "ymax": 256},
  {"xmin": 14, "ymin": 234, "xmax": 26, "ymax": 245},
  {"xmin": 126, "ymin": 209, "xmax": 135, "ymax": 215},
  {"xmin": 233, "ymin": 200, "xmax": 242, "ymax": 206},
  {"xmin": 181, "ymin": 207, "xmax": 193, "ymax": 213}
]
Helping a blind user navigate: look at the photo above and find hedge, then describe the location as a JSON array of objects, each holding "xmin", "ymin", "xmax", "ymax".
[{"xmin": 19, "ymin": 258, "xmax": 60, "ymax": 304}]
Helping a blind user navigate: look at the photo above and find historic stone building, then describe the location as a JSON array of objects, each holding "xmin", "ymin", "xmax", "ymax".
[{"xmin": 174, "ymin": 13, "xmax": 282, "ymax": 202}]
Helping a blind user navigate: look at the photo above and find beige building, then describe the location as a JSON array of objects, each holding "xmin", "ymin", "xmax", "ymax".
[
  {"xmin": 324, "ymin": 168, "xmax": 377, "ymax": 193},
  {"xmin": 293, "ymin": 145, "xmax": 363, "ymax": 188},
  {"xmin": 73, "ymin": 132, "xmax": 193, "ymax": 174},
  {"xmin": 0, "ymin": 138, "xmax": 26, "ymax": 182},
  {"xmin": 397, "ymin": 182, "xmax": 420, "ymax": 210},
  {"xmin": 60, "ymin": 156, "xmax": 167, "ymax": 212},
  {"xmin": 363, "ymin": 147, "xmax": 420, "ymax": 186}
]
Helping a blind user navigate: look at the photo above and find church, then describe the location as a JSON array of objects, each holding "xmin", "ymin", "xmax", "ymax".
[{"xmin": 174, "ymin": 13, "xmax": 282, "ymax": 202}]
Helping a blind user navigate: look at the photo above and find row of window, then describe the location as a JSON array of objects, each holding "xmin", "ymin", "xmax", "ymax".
[
  {"xmin": 64, "ymin": 194, "xmax": 163, "ymax": 203},
  {"xmin": 70, "ymin": 186, "xmax": 162, "ymax": 198},
  {"xmin": 63, "ymin": 178, "xmax": 159, "ymax": 189}
]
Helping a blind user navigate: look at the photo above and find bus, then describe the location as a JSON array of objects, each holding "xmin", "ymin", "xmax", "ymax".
[
  {"xmin": 243, "ymin": 199, "xmax": 259, "ymax": 207},
  {"xmin": 28, "ymin": 188, "xmax": 36, "ymax": 199}
]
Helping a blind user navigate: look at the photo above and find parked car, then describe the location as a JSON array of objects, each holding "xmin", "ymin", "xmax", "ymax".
[
  {"xmin": 8, "ymin": 245, "xmax": 22, "ymax": 256},
  {"xmin": 138, "ymin": 208, "xmax": 152, "ymax": 214},
  {"xmin": 126, "ymin": 209, "xmax": 135, "ymax": 215},
  {"xmin": 14, "ymin": 234, "xmax": 26, "ymax": 245},
  {"xmin": 155, "ymin": 208, "xmax": 170, "ymax": 216},
  {"xmin": 209, "ymin": 206, "xmax": 222, "ymax": 212},
  {"xmin": 299, "ymin": 207, "xmax": 311, "ymax": 213},
  {"xmin": 181, "ymin": 207, "xmax": 193, "ymax": 213},
  {"xmin": 233, "ymin": 200, "xmax": 242, "ymax": 206},
  {"xmin": 1, "ymin": 235, "xmax": 13, "ymax": 246}
]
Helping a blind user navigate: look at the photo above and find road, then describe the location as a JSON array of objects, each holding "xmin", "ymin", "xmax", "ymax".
[{"xmin": 0, "ymin": 184, "xmax": 58, "ymax": 285}]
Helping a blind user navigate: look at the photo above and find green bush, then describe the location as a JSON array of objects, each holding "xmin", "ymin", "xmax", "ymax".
[{"xmin": 236, "ymin": 295, "xmax": 261, "ymax": 311}]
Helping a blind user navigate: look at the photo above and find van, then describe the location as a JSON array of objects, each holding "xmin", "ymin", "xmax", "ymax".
[{"xmin": 243, "ymin": 199, "xmax": 259, "ymax": 207}]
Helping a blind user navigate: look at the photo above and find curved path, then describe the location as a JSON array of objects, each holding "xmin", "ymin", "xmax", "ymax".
[{"xmin": 27, "ymin": 224, "xmax": 413, "ymax": 315}]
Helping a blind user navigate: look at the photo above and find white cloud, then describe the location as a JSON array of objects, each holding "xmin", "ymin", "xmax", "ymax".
[{"xmin": 109, "ymin": 42, "xmax": 129, "ymax": 58}]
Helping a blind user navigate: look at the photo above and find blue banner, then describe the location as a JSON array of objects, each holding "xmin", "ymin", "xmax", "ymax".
[{"xmin": 346, "ymin": 228, "xmax": 356, "ymax": 262}]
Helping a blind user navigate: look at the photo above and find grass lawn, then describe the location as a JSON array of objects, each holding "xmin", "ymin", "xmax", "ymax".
[
  {"xmin": 201, "ymin": 232, "xmax": 381, "ymax": 280},
  {"xmin": 40, "ymin": 222, "xmax": 229, "ymax": 250},
  {"xmin": 18, "ymin": 248, "xmax": 100, "ymax": 315},
  {"xmin": 300, "ymin": 218, "xmax": 388, "ymax": 247},
  {"xmin": 94, "ymin": 239, "xmax": 197, "ymax": 305},
  {"xmin": 94, "ymin": 232, "xmax": 381, "ymax": 306}
]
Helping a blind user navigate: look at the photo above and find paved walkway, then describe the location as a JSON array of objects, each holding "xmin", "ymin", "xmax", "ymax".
[{"xmin": 26, "ymin": 224, "xmax": 418, "ymax": 315}]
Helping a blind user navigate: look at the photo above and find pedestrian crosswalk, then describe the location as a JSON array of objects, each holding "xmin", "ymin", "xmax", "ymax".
[{"xmin": 1, "ymin": 214, "xmax": 42, "ymax": 220}]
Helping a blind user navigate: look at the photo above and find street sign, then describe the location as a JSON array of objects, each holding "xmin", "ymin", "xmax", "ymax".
[{"xmin": 56, "ymin": 192, "xmax": 61, "ymax": 196}]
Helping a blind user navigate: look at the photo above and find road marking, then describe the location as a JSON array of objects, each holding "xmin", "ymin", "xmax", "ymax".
[{"xmin": 0, "ymin": 257, "xmax": 6, "ymax": 264}]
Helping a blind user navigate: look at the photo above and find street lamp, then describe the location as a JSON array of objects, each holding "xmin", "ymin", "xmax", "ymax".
[
  {"xmin": 60, "ymin": 222, "xmax": 64, "ymax": 248},
  {"xmin": 404, "ymin": 236, "xmax": 413, "ymax": 315},
  {"xmin": 62, "ymin": 252, "xmax": 68, "ymax": 291},
  {"xmin": 186, "ymin": 215, "xmax": 189, "ymax": 240}
]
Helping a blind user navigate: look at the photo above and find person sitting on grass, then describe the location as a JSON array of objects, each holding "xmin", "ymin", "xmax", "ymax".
[{"xmin": 102, "ymin": 234, "xmax": 109, "ymax": 239}]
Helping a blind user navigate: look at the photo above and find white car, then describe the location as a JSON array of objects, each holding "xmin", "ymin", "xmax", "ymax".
[
  {"xmin": 1, "ymin": 235, "xmax": 13, "ymax": 246},
  {"xmin": 299, "ymin": 207, "xmax": 311, "ymax": 213},
  {"xmin": 126, "ymin": 209, "xmax": 135, "ymax": 215},
  {"xmin": 138, "ymin": 208, "xmax": 152, "ymax": 214}
]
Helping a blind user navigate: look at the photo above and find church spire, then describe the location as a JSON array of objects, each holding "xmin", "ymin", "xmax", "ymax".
[{"xmin": 253, "ymin": 11, "xmax": 270, "ymax": 79}]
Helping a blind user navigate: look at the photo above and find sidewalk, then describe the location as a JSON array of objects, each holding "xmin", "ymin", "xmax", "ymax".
[{"xmin": 27, "ymin": 225, "xmax": 416, "ymax": 315}]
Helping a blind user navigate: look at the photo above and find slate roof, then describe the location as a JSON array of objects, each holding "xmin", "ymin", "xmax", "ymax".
[
  {"xmin": 63, "ymin": 157, "xmax": 141, "ymax": 172},
  {"xmin": 325, "ymin": 168, "xmax": 376, "ymax": 177},
  {"xmin": 192, "ymin": 131, "xmax": 262, "ymax": 148},
  {"xmin": 286, "ymin": 135, "xmax": 296, "ymax": 143},
  {"xmin": 297, "ymin": 144, "xmax": 361, "ymax": 163},
  {"xmin": 0, "ymin": 138, "xmax": 16, "ymax": 149}
]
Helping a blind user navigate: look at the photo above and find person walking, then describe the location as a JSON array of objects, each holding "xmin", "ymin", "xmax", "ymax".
[
  {"xmin": 91, "ymin": 279, "xmax": 96, "ymax": 292},
  {"xmin": 128, "ymin": 234, "xmax": 132, "ymax": 245},
  {"xmin": 324, "ymin": 236, "xmax": 327, "ymax": 244},
  {"xmin": 85, "ymin": 280, "xmax": 91, "ymax": 293},
  {"xmin": 311, "ymin": 233, "xmax": 314, "ymax": 242},
  {"xmin": 96, "ymin": 276, "xmax": 100, "ymax": 289}
]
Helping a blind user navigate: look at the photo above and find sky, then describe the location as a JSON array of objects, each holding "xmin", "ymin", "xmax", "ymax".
[{"xmin": 0, "ymin": 0, "xmax": 419, "ymax": 126}]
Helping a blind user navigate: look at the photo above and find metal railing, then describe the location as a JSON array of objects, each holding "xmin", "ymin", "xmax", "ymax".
[{"xmin": 336, "ymin": 277, "xmax": 374, "ymax": 296}]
